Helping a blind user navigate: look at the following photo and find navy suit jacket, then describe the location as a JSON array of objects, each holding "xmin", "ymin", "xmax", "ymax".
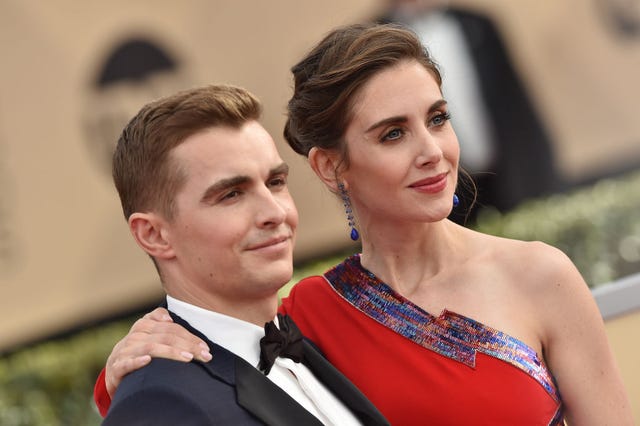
[{"xmin": 102, "ymin": 311, "xmax": 389, "ymax": 426}]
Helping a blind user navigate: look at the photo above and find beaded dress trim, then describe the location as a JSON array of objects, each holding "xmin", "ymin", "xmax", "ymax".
[{"xmin": 324, "ymin": 254, "xmax": 563, "ymax": 408}]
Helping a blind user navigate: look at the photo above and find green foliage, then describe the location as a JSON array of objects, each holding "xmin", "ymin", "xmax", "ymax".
[
  {"xmin": 1, "ymin": 170, "xmax": 638, "ymax": 425},
  {"xmin": 474, "ymin": 170, "xmax": 640, "ymax": 287},
  {"xmin": 0, "ymin": 319, "xmax": 133, "ymax": 426}
]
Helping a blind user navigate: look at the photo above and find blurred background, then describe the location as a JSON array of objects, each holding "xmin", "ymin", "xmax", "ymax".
[{"xmin": 1, "ymin": 0, "xmax": 639, "ymax": 424}]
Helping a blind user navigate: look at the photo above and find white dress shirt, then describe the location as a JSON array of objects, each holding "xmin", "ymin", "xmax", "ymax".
[{"xmin": 166, "ymin": 295, "xmax": 361, "ymax": 426}]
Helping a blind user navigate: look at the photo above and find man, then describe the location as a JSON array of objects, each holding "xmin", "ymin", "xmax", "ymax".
[{"xmin": 102, "ymin": 84, "xmax": 388, "ymax": 425}]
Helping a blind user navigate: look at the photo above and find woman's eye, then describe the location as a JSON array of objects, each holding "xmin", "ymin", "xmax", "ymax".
[
  {"xmin": 430, "ymin": 112, "xmax": 451, "ymax": 127},
  {"xmin": 382, "ymin": 128, "xmax": 403, "ymax": 142}
]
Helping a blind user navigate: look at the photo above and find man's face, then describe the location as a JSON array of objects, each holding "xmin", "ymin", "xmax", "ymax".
[{"xmin": 161, "ymin": 120, "xmax": 298, "ymax": 312}]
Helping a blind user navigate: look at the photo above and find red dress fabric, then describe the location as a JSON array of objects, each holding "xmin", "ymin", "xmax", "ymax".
[
  {"xmin": 94, "ymin": 368, "xmax": 110, "ymax": 417},
  {"xmin": 280, "ymin": 255, "xmax": 563, "ymax": 426}
]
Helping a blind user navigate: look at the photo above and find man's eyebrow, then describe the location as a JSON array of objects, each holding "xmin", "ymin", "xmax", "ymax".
[
  {"xmin": 201, "ymin": 175, "xmax": 249, "ymax": 203},
  {"xmin": 365, "ymin": 99, "xmax": 449, "ymax": 133},
  {"xmin": 270, "ymin": 162, "xmax": 289, "ymax": 176},
  {"xmin": 200, "ymin": 163, "xmax": 289, "ymax": 203}
]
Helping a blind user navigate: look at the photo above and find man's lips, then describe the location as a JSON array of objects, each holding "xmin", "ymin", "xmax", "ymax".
[
  {"xmin": 408, "ymin": 172, "xmax": 448, "ymax": 193},
  {"xmin": 246, "ymin": 235, "xmax": 290, "ymax": 251}
]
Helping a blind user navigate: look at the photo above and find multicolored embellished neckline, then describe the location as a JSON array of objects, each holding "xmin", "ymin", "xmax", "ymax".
[{"xmin": 323, "ymin": 254, "xmax": 562, "ymax": 405}]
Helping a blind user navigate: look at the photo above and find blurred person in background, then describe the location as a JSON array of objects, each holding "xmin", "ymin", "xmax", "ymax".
[{"xmin": 95, "ymin": 24, "xmax": 632, "ymax": 425}]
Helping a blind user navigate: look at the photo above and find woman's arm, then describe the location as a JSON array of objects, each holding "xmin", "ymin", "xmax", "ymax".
[
  {"xmin": 536, "ymin": 244, "xmax": 633, "ymax": 425},
  {"xmin": 94, "ymin": 307, "xmax": 211, "ymax": 416}
]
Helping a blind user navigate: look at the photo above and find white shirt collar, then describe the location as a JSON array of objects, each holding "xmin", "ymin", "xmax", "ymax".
[
  {"xmin": 166, "ymin": 295, "xmax": 362, "ymax": 426},
  {"xmin": 166, "ymin": 295, "xmax": 269, "ymax": 367}
]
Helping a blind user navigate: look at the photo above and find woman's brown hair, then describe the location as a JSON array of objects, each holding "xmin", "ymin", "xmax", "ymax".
[{"xmin": 284, "ymin": 23, "xmax": 442, "ymax": 168}]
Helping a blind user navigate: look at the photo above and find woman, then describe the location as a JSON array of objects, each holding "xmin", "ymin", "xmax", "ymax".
[{"xmin": 94, "ymin": 24, "xmax": 632, "ymax": 425}]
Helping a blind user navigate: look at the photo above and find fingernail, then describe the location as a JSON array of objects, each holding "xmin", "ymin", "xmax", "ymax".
[
  {"xmin": 181, "ymin": 351, "xmax": 194, "ymax": 361},
  {"xmin": 199, "ymin": 342, "xmax": 208, "ymax": 350},
  {"xmin": 201, "ymin": 350, "xmax": 212, "ymax": 361}
]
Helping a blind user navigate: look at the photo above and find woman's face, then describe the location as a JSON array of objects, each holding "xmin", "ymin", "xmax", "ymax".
[{"xmin": 341, "ymin": 59, "xmax": 460, "ymax": 226}]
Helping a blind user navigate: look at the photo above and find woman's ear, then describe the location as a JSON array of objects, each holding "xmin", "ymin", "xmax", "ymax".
[
  {"xmin": 128, "ymin": 212, "xmax": 175, "ymax": 260},
  {"xmin": 308, "ymin": 147, "xmax": 342, "ymax": 192}
]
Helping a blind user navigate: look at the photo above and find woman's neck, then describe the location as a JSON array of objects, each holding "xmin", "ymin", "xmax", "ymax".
[{"xmin": 359, "ymin": 219, "xmax": 465, "ymax": 296}]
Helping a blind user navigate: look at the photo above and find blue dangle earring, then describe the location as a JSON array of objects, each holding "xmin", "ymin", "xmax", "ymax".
[
  {"xmin": 338, "ymin": 183, "xmax": 359, "ymax": 241},
  {"xmin": 453, "ymin": 193, "xmax": 460, "ymax": 208}
]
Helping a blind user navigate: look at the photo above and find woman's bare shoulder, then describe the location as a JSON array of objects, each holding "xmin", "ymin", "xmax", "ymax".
[
  {"xmin": 471, "ymin": 229, "xmax": 568, "ymax": 267},
  {"xmin": 466, "ymin": 230, "xmax": 582, "ymax": 294}
]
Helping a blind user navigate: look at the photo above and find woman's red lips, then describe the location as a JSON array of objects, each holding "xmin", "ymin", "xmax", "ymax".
[{"xmin": 409, "ymin": 173, "xmax": 448, "ymax": 193}]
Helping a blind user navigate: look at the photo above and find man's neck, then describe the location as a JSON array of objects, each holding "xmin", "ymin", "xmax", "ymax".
[
  {"xmin": 166, "ymin": 295, "xmax": 269, "ymax": 366},
  {"xmin": 164, "ymin": 288, "xmax": 279, "ymax": 326}
]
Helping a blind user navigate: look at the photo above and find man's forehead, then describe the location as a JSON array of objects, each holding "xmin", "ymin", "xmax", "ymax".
[
  {"xmin": 212, "ymin": 159, "xmax": 288, "ymax": 181},
  {"xmin": 173, "ymin": 122, "xmax": 278, "ymax": 159}
]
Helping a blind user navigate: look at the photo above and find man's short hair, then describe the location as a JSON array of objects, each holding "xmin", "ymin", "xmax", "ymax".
[{"xmin": 113, "ymin": 84, "xmax": 262, "ymax": 220}]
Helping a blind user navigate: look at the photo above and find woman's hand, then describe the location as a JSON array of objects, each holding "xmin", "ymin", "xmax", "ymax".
[{"xmin": 104, "ymin": 307, "xmax": 212, "ymax": 397}]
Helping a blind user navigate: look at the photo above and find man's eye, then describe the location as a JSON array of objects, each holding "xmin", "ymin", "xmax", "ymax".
[
  {"xmin": 269, "ymin": 177, "xmax": 287, "ymax": 187},
  {"xmin": 221, "ymin": 190, "xmax": 241, "ymax": 200}
]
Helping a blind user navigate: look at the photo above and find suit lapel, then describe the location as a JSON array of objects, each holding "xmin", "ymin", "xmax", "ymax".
[
  {"xmin": 235, "ymin": 358, "xmax": 324, "ymax": 426},
  {"xmin": 169, "ymin": 311, "xmax": 324, "ymax": 426},
  {"xmin": 302, "ymin": 341, "xmax": 390, "ymax": 426}
]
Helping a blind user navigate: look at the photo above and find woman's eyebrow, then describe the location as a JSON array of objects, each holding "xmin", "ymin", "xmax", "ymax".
[{"xmin": 365, "ymin": 99, "xmax": 448, "ymax": 133}]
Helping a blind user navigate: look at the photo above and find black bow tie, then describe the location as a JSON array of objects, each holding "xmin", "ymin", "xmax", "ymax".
[{"xmin": 258, "ymin": 314, "xmax": 304, "ymax": 375}]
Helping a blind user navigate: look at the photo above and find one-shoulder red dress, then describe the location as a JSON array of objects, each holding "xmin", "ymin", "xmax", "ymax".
[{"xmin": 280, "ymin": 255, "xmax": 563, "ymax": 426}]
